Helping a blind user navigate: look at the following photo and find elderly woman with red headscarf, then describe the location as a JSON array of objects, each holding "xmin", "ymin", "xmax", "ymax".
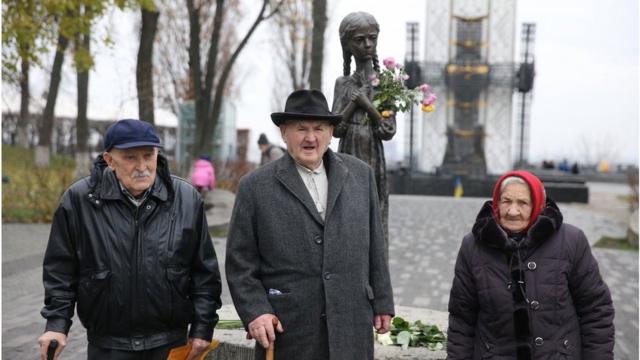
[{"xmin": 447, "ymin": 170, "xmax": 614, "ymax": 360}]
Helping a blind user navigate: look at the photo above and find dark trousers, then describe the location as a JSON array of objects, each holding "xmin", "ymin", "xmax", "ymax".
[{"xmin": 87, "ymin": 341, "xmax": 178, "ymax": 360}]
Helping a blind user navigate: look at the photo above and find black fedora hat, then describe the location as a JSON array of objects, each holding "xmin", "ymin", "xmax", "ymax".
[{"xmin": 271, "ymin": 89, "xmax": 342, "ymax": 126}]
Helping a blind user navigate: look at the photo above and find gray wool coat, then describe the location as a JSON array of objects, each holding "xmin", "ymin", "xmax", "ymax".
[{"xmin": 226, "ymin": 149, "xmax": 395, "ymax": 360}]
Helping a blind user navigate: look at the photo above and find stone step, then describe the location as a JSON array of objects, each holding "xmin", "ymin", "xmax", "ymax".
[{"xmin": 207, "ymin": 305, "xmax": 448, "ymax": 360}]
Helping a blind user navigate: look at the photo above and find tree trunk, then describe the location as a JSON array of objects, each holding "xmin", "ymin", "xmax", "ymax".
[
  {"xmin": 137, "ymin": 6, "xmax": 159, "ymax": 124},
  {"xmin": 309, "ymin": 0, "xmax": 326, "ymax": 89},
  {"xmin": 76, "ymin": 27, "xmax": 91, "ymax": 177},
  {"xmin": 194, "ymin": 0, "xmax": 278, "ymax": 159},
  {"xmin": 17, "ymin": 56, "xmax": 30, "ymax": 148},
  {"xmin": 189, "ymin": 0, "xmax": 225, "ymax": 160},
  {"xmin": 187, "ymin": 0, "xmax": 281, "ymax": 159},
  {"xmin": 37, "ymin": 32, "xmax": 68, "ymax": 168}
]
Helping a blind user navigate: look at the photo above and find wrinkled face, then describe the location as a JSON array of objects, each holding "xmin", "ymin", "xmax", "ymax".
[
  {"xmin": 498, "ymin": 182, "xmax": 533, "ymax": 233},
  {"xmin": 104, "ymin": 147, "xmax": 158, "ymax": 197},
  {"xmin": 280, "ymin": 120, "xmax": 333, "ymax": 170},
  {"xmin": 347, "ymin": 24, "xmax": 378, "ymax": 61}
]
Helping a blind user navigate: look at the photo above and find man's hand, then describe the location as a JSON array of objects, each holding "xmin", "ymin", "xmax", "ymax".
[
  {"xmin": 247, "ymin": 314, "xmax": 283, "ymax": 349},
  {"xmin": 38, "ymin": 331, "xmax": 67, "ymax": 360},
  {"xmin": 374, "ymin": 314, "xmax": 392, "ymax": 334},
  {"xmin": 185, "ymin": 338, "xmax": 211, "ymax": 360}
]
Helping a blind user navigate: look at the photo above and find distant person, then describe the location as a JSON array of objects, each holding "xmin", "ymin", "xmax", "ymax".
[
  {"xmin": 191, "ymin": 154, "xmax": 216, "ymax": 199},
  {"xmin": 558, "ymin": 158, "xmax": 570, "ymax": 173},
  {"xmin": 226, "ymin": 89, "xmax": 394, "ymax": 359},
  {"xmin": 542, "ymin": 159, "xmax": 556, "ymax": 170},
  {"xmin": 447, "ymin": 170, "xmax": 614, "ymax": 359},
  {"xmin": 571, "ymin": 162, "xmax": 580, "ymax": 175},
  {"xmin": 38, "ymin": 119, "xmax": 222, "ymax": 360},
  {"xmin": 257, "ymin": 133, "xmax": 285, "ymax": 165},
  {"xmin": 598, "ymin": 160, "xmax": 610, "ymax": 173}
]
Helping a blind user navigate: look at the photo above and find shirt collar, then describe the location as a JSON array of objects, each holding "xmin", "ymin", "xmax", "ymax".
[
  {"xmin": 295, "ymin": 160, "xmax": 325, "ymax": 175},
  {"xmin": 118, "ymin": 181, "xmax": 151, "ymax": 207}
]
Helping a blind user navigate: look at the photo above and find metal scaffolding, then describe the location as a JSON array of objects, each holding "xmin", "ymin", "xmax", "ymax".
[{"xmin": 406, "ymin": 0, "xmax": 530, "ymax": 175}]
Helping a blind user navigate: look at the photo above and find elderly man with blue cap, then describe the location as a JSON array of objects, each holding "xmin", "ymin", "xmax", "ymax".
[{"xmin": 38, "ymin": 119, "xmax": 222, "ymax": 360}]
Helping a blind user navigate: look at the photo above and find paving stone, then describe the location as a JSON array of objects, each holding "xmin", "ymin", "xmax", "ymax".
[{"xmin": 2, "ymin": 182, "xmax": 637, "ymax": 359}]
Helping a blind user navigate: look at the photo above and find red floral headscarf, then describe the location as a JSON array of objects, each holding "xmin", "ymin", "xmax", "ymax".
[{"xmin": 491, "ymin": 170, "xmax": 546, "ymax": 230}]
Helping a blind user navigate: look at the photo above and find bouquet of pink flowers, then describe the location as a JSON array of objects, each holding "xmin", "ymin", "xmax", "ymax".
[{"xmin": 371, "ymin": 57, "xmax": 437, "ymax": 118}]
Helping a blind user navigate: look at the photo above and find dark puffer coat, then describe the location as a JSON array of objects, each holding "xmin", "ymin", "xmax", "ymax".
[
  {"xmin": 41, "ymin": 155, "xmax": 222, "ymax": 350},
  {"xmin": 447, "ymin": 199, "xmax": 614, "ymax": 359}
]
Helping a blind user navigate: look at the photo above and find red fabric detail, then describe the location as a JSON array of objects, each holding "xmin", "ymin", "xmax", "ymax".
[{"xmin": 491, "ymin": 170, "xmax": 546, "ymax": 230}]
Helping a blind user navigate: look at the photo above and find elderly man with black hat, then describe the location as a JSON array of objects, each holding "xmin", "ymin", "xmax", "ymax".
[
  {"xmin": 226, "ymin": 89, "xmax": 395, "ymax": 359},
  {"xmin": 38, "ymin": 119, "xmax": 222, "ymax": 360}
]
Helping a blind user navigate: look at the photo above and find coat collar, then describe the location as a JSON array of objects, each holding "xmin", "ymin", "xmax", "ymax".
[
  {"xmin": 472, "ymin": 198, "xmax": 563, "ymax": 251},
  {"xmin": 87, "ymin": 154, "xmax": 170, "ymax": 206},
  {"xmin": 275, "ymin": 149, "xmax": 349, "ymax": 225},
  {"xmin": 98, "ymin": 169, "xmax": 168, "ymax": 203}
]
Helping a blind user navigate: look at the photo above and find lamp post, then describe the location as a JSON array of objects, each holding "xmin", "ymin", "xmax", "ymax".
[{"xmin": 405, "ymin": 22, "xmax": 420, "ymax": 172}]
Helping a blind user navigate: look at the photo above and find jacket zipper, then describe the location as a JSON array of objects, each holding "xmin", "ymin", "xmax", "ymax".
[
  {"xmin": 132, "ymin": 205, "xmax": 142, "ymax": 333},
  {"xmin": 167, "ymin": 214, "xmax": 176, "ymax": 254}
]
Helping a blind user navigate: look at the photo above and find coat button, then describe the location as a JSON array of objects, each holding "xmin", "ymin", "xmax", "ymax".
[
  {"xmin": 323, "ymin": 272, "xmax": 331, "ymax": 280},
  {"xmin": 530, "ymin": 300, "xmax": 540, "ymax": 310},
  {"xmin": 314, "ymin": 235, "xmax": 323, "ymax": 244},
  {"xmin": 146, "ymin": 204, "xmax": 152, "ymax": 210},
  {"xmin": 134, "ymin": 340, "xmax": 141, "ymax": 345},
  {"xmin": 563, "ymin": 339, "xmax": 570, "ymax": 348},
  {"xmin": 527, "ymin": 261, "xmax": 537, "ymax": 270},
  {"xmin": 534, "ymin": 337, "xmax": 544, "ymax": 346}
]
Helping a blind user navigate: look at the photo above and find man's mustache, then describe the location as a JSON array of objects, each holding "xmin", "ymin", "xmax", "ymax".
[{"xmin": 132, "ymin": 170, "xmax": 151, "ymax": 178}]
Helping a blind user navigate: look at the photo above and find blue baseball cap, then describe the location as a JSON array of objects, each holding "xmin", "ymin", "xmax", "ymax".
[{"xmin": 103, "ymin": 119, "xmax": 163, "ymax": 151}]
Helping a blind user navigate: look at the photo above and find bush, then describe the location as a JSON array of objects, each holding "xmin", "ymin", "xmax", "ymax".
[{"xmin": 2, "ymin": 145, "xmax": 76, "ymax": 223}]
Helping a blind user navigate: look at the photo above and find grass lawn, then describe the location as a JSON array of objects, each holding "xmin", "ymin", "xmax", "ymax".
[
  {"xmin": 594, "ymin": 235, "xmax": 638, "ymax": 251},
  {"xmin": 2, "ymin": 145, "xmax": 76, "ymax": 223}
]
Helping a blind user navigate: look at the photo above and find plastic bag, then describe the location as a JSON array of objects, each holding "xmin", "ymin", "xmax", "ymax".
[{"xmin": 166, "ymin": 340, "xmax": 220, "ymax": 360}]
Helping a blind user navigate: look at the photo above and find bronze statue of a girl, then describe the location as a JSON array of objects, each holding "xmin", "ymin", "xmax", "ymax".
[{"xmin": 332, "ymin": 12, "xmax": 396, "ymax": 242}]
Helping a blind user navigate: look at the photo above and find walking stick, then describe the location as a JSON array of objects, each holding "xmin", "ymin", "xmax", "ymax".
[
  {"xmin": 265, "ymin": 317, "xmax": 279, "ymax": 360},
  {"xmin": 47, "ymin": 340, "xmax": 58, "ymax": 360}
]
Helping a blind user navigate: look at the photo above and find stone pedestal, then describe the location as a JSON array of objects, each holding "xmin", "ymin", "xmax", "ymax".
[{"xmin": 206, "ymin": 305, "xmax": 448, "ymax": 360}]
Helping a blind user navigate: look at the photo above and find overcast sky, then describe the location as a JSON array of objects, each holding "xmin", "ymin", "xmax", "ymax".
[{"xmin": 3, "ymin": 0, "xmax": 638, "ymax": 166}]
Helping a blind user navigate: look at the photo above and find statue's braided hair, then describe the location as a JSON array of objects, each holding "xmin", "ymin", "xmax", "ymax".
[
  {"xmin": 342, "ymin": 49, "xmax": 352, "ymax": 77},
  {"xmin": 339, "ymin": 12, "xmax": 380, "ymax": 77},
  {"xmin": 372, "ymin": 54, "xmax": 380, "ymax": 73}
]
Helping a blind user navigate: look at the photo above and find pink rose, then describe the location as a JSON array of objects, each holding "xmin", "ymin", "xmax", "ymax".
[
  {"xmin": 402, "ymin": 74, "xmax": 410, "ymax": 81},
  {"xmin": 423, "ymin": 93, "xmax": 437, "ymax": 106},
  {"xmin": 383, "ymin": 57, "xmax": 396, "ymax": 70},
  {"xmin": 371, "ymin": 77, "xmax": 380, "ymax": 86},
  {"xmin": 420, "ymin": 84, "xmax": 431, "ymax": 93}
]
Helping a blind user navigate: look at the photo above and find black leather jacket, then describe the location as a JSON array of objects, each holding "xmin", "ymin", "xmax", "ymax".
[{"xmin": 41, "ymin": 155, "xmax": 222, "ymax": 350}]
